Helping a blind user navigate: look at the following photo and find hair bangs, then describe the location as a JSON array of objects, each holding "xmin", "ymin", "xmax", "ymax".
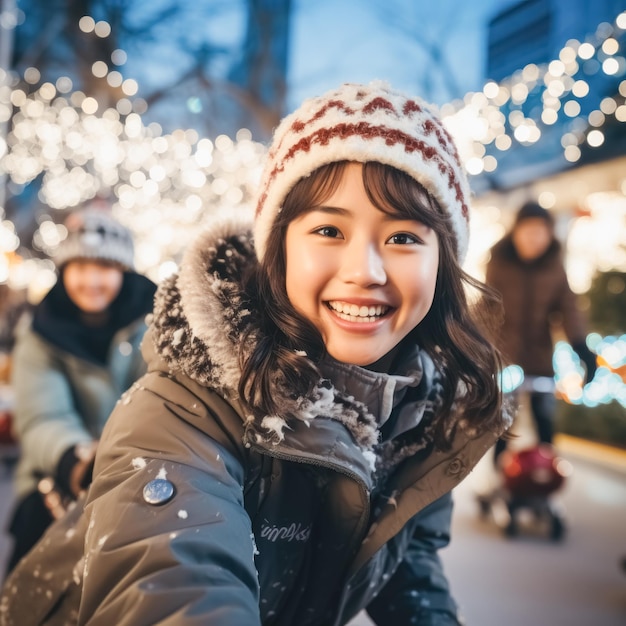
[{"xmin": 361, "ymin": 161, "xmax": 450, "ymax": 235}]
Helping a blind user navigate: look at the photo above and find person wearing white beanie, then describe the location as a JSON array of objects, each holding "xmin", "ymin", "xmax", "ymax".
[
  {"xmin": 2, "ymin": 83, "xmax": 510, "ymax": 626},
  {"xmin": 4, "ymin": 204, "xmax": 156, "ymax": 576}
]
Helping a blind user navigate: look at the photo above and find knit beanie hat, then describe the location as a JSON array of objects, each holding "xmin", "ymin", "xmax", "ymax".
[
  {"xmin": 253, "ymin": 81, "xmax": 471, "ymax": 262},
  {"xmin": 514, "ymin": 201, "xmax": 554, "ymax": 227},
  {"xmin": 54, "ymin": 207, "xmax": 135, "ymax": 271}
]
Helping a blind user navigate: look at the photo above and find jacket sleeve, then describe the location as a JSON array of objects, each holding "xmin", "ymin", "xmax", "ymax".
[
  {"xmin": 11, "ymin": 328, "xmax": 94, "ymax": 481},
  {"xmin": 79, "ymin": 377, "xmax": 261, "ymax": 626},
  {"xmin": 366, "ymin": 492, "xmax": 463, "ymax": 626}
]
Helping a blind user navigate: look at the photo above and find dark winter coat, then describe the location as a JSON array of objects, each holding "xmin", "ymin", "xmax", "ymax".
[
  {"xmin": 485, "ymin": 235, "xmax": 589, "ymax": 377},
  {"xmin": 1, "ymin": 220, "xmax": 509, "ymax": 626}
]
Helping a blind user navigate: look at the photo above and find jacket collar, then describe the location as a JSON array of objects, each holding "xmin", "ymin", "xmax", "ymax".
[{"xmin": 318, "ymin": 356, "xmax": 420, "ymax": 429}]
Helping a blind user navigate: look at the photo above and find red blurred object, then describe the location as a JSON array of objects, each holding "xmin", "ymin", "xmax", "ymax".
[
  {"xmin": 501, "ymin": 444, "xmax": 568, "ymax": 498},
  {"xmin": 477, "ymin": 442, "xmax": 572, "ymax": 540},
  {"xmin": 0, "ymin": 409, "xmax": 16, "ymax": 445}
]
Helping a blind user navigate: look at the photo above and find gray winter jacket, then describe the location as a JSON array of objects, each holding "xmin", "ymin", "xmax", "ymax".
[
  {"xmin": 12, "ymin": 274, "xmax": 155, "ymax": 501},
  {"xmin": 1, "ymin": 220, "xmax": 508, "ymax": 626},
  {"xmin": 11, "ymin": 277, "xmax": 154, "ymax": 500}
]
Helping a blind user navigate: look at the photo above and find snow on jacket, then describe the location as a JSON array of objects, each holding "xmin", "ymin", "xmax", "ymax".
[
  {"xmin": 485, "ymin": 235, "xmax": 589, "ymax": 377},
  {"xmin": 1, "ymin": 220, "xmax": 508, "ymax": 626},
  {"xmin": 10, "ymin": 273, "xmax": 156, "ymax": 500}
]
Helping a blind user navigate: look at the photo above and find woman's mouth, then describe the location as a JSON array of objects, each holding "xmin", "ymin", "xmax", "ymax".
[{"xmin": 327, "ymin": 300, "xmax": 391, "ymax": 323}]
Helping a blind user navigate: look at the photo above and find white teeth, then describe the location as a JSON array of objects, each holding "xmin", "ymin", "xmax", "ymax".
[{"xmin": 328, "ymin": 301, "xmax": 389, "ymax": 321}]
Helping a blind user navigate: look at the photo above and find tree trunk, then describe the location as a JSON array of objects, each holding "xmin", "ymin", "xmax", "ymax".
[{"xmin": 229, "ymin": 0, "xmax": 291, "ymax": 137}]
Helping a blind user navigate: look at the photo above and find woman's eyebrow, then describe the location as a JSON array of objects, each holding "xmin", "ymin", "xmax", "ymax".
[
  {"xmin": 304, "ymin": 205, "xmax": 428, "ymax": 227},
  {"xmin": 305, "ymin": 205, "xmax": 352, "ymax": 217},
  {"xmin": 307, "ymin": 205, "xmax": 399, "ymax": 220}
]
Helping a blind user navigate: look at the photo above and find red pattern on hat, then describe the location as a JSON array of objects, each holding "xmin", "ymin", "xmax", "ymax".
[{"xmin": 257, "ymin": 121, "xmax": 469, "ymax": 222}]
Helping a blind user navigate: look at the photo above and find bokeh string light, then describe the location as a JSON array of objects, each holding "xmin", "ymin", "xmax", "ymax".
[
  {"xmin": 553, "ymin": 336, "xmax": 626, "ymax": 408},
  {"xmin": 1, "ymin": 11, "xmax": 625, "ymax": 284},
  {"xmin": 439, "ymin": 10, "xmax": 626, "ymax": 408},
  {"xmin": 0, "ymin": 10, "xmax": 266, "ymax": 292},
  {"xmin": 0, "ymin": 73, "xmax": 266, "ymax": 289},
  {"xmin": 498, "ymin": 335, "xmax": 626, "ymax": 408},
  {"xmin": 442, "ymin": 12, "xmax": 626, "ymax": 322},
  {"xmin": 441, "ymin": 10, "xmax": 626, "ymax": 173},
  {"xmin": 0, "ymin": 10, "xmax": 625, "ymax": 409}
]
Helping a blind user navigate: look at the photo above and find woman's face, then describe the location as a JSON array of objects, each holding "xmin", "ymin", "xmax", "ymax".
[
  {"xmin": 285, "ymin": 162, "xmax": 439, "ymax": 367},
  {"xmin": 62, "ymin": 260, "xmax": 124, "ymax": 313}
]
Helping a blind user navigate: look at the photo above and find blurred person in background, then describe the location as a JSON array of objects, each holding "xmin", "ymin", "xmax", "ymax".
[
  {"xmin": 4, "ymin": 205, "xmax": 156, "ymax": 575},
  {"xmin": 485, "ymin": 200, "xmax": 597, "ymax": 462}
]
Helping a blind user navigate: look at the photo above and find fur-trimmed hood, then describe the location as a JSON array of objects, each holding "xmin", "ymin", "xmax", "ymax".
[{"xmin": 149, "ymin": 219, "xmax": 456, "ymax": 470}]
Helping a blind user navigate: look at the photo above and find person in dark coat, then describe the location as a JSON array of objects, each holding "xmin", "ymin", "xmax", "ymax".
[
  {"xmin": 1, "ymin": 82, "xmax": 510, "ymax": 626},
  {"xmin": 4, "ymin": 206, "xmax": 156, "ymax": 575},
  {"xmin": 485, "ymin": 200, "xmax": 596, "ymax": 459}
]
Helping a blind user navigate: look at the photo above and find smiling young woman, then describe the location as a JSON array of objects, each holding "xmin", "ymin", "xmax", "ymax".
[{"xmin": 2, "ymin": 83, "xmax": 509, "ymax": 626}]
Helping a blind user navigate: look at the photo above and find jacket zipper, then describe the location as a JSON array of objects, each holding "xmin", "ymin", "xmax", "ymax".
[
  {"xmin": 248, "ymin": 442, "xmax": 372, "ymax": 625},
  {"xmin": 247, "ymin": 442, "xmax": 371, "ymax": 552}
]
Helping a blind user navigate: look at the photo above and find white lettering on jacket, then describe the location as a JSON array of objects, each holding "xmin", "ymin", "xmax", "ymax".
[{"xmin": 259, "ymin": 519, "xmax": 312, "ymax": 543}]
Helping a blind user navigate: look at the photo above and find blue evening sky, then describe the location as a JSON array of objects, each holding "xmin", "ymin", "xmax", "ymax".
[{"xmin": 288, "ymin": 0, "xmax": 515, "ymax": 108}]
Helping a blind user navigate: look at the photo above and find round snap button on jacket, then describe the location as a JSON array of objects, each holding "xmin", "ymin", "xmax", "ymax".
[{"xmin": 143, "ymin": 478, "xmax": 175, "ymax": 505}]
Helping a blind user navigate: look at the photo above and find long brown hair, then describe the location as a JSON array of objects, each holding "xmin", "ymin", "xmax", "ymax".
[{"xmin": 240, "ymin": 161, "xmax": 504, "ymax": 447}]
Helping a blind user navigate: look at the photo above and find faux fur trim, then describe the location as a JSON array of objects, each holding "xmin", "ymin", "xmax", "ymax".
[
  {"xmin": 151, "ymin": 219, "xmax": 255, "ymax": 396},
  {"xmin": 176, "ymin": 217, "xmax": 258, "ymax": 393}
]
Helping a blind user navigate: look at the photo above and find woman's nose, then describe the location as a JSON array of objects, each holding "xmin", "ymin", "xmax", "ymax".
[
  {"xmin": 81, "ymin": 269, "xmax": 104, "ymax": 285},
  {"xmin": 340, "ymin": 243, "xmax": 386, "ymax": 286}
]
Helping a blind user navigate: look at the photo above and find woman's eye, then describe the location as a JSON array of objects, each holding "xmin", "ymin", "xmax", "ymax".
[
  {"xmin": 314, "ymin": 226, "xmax": 342, "ymax": 238},
  {"xmin": 388, "ymin": 233, "xmax": 419, "ymax": 245}
]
